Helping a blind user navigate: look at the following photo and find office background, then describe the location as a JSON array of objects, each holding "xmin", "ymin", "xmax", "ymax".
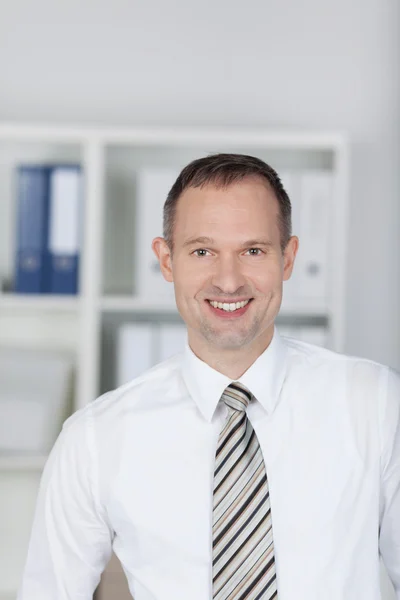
[
  {"xmin": 0, "ymin": 1, "xmax": 399, "ymax": 599},
  {"xmin": 0, "ymin": 0, "xmax": 399, "ymax": 368}
]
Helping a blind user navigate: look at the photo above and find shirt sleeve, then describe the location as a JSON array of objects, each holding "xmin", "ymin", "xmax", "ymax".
[
  {"xmin": 379, "ymin": 366, "xmax": 400, "ymax": 597},
  {"xmin": 16, "ymin": 407, "xmax": 114, "ymax": 600}
]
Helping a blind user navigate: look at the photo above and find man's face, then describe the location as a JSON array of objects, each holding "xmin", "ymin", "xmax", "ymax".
[{"xmin": 152, "ymin": 177, "xmax": 298, "ymax": 354}]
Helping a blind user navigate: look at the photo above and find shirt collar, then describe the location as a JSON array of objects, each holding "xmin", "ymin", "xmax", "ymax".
[{"xmin": 181, "ymin": 326, "xmax": 288, "ymax": 422}]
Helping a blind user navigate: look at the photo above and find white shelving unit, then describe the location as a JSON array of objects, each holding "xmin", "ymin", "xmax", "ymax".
[
  {"xmin": 0, "ymin": 454, "xmax": 48, "ymax": 471},
  {"xmin": 0, "ymin": 123, "xmax": 350, "ymax": 598}
]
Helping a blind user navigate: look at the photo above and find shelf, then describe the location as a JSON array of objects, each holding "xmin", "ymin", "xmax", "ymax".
[
  {"xmin": 0, "ymin": 122, "xmax": 348, "ymax": 150},
  {"xmin": 0, "ymin": 294, "xmax": 80, "ymax": 312},
  {"xmin": 0, "ymin": 454, "xmax": 48, "ymax": 471},
  {"xmin": 279, "ymin": 296, "xmax": 329, "ymax": 317},
  {"xmin": 101, "ymin": 295, "xmax": 329, "ymax": 317},
  {"xmin": 0, "ymin": 123, "xmax": 349, "ymax": 600},
  {"xmin": 101, "ymin": 295, "xmax": 178, "ymax": 313}
]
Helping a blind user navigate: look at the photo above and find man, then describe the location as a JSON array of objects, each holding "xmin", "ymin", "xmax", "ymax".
[{"xmin": 17, "ymin": 154, "xmax": 399, "ymax": 599}]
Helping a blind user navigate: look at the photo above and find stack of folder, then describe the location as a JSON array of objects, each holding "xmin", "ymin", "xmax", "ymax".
[
  {"xmin": 116, "ymin": 322, "xmax": 187, "ymax": 387},
  {"xmin": 279, "ymin": 169, "xmax": 332, "ymax": 305},
  {"xmin": 14, "ymin": 164, "xmax": 83, "ymax": 295}
]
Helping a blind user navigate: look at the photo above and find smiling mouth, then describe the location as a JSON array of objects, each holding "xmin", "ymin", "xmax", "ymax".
[{"xmin": 206, "ymin": 298, "xmax": 254, "ymax": 314}]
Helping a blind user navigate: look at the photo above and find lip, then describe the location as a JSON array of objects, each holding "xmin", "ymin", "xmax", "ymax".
[{"xmin": 206, "ymin": 298, "xmax": 253, "ymax": 304}]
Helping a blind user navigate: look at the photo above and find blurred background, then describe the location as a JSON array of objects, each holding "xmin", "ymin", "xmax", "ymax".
[{"xmin": 0, "ymin": 0, "xmax": 399, "ymax": 598}]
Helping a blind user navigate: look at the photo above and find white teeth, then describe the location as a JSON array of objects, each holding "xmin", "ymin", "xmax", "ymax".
[{"xmin": 209, "ymin": 299, "xmax": 250, "ymax": 312}]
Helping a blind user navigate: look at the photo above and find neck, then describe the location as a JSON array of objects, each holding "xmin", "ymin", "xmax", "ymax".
[{"xmin": 188, "ymin": 327, "xmax": 274, "ymax": 379}]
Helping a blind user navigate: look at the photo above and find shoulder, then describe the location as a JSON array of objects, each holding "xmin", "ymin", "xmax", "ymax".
[
  {"xmin": 281, "ymin": 334, "xmax": 394, "ymax": 388},
  {"xmin": 283, "ymin": 338, "xmax": 400, "ymax": 477},
  {"xmin": 61, "ymin": 351, "xmax": 184, "ymax": 432}
]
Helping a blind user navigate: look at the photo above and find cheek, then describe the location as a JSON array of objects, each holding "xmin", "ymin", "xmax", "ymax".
[
  {"xmin": 174, "ymin": 262, "xmax": 205, "ymax": 292},
  {"xmin": 252, "ymin": 263, "xmax": 282, "ymax": 286}
]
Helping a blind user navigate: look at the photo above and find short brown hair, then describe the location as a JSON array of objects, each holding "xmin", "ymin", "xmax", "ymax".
[{"xmin": 163, "ymin": 153, "xmax": 292, "ymax": 255}]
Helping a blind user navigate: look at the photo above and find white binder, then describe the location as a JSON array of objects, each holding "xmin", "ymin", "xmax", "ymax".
[
  {"xmin": 116, "ymin": 323, "xmax": 156, "ymax": 387},
  {"xmin": 279, "ymin": 170, "xmax": 301, "ymax": 303},
  {"xmin": 49, "ymin": 167, "xmax": 82, "ymax": 256},
  {"xmin": 276, "ymin": 325, "xmax": 329, "ymax": 348},
  {"xmin": 297, "ymin": 171, "xmax": 332, "ymax": 304},
  {"xmin": 47, "ymin": 165, "xmax": 82, "ymax": 294},
  {"xmin": 297, "ymin": 326, "xmax": 329, "ymax": 347},
  {"xmin": 135, "ymin": 168, "xmax": 180, "ymax": 302},
  {"xmin": 157, "ymin": 323, "xmax": 187, "ymax": 362}
]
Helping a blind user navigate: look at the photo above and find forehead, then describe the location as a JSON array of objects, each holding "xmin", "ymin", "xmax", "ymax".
[{"xmin": 174, "ymin": 178, "xmax": 280, "ymax": 235}]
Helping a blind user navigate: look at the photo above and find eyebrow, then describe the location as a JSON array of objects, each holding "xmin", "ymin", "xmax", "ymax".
[{"xmin": 182, "ymin": 236, "xmax": 274, "ymax": 249}]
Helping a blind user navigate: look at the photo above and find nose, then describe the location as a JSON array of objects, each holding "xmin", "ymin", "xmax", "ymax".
[{"xmin": 211, "ymin": 254, "xmax": 247, "ymax": 295}]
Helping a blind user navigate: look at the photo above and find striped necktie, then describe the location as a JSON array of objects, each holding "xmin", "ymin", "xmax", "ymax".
[{"xmin": 212, "ymin": 381, "xmax": 277, "ymax": 599}]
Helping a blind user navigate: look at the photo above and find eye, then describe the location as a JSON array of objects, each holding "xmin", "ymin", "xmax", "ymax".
[
  {"xmin": 192, "ymin": 248, "xmax": 265, "ymax": 257},
  {"xmin": 246, "ymin": 248, "xmax": 264, "ymax": 256}
]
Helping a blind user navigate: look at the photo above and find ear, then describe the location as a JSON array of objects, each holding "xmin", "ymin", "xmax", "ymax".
[
  {"xmin": 282, "ymin": 236, "xmax": 299, "ymax": 281},
  {"xmin": 151, "ymin": 237, "xmax": 174, "ymax": 283}
]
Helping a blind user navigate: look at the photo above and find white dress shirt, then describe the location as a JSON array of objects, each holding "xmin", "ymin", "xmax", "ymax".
[{"xmin": 17, "ymin": 327, "xmax": 400, "ymax": 600}]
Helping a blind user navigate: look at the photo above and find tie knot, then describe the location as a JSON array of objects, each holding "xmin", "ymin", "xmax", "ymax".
[{"xmin": 221, "ymin": 382, "xmax": 253, "ymax": 412}]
